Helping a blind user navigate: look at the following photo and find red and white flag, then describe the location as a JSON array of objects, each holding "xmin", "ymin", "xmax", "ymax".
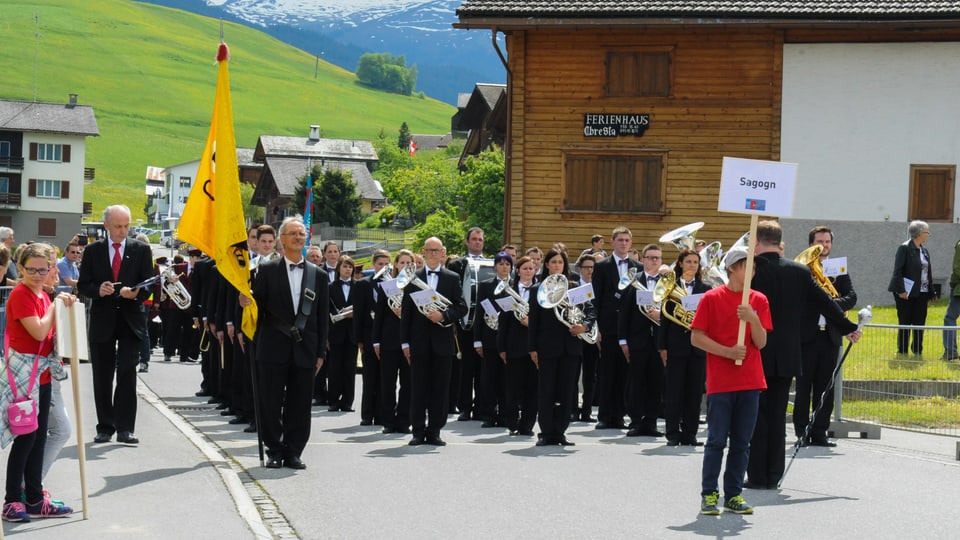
[{"xmin": 408, "ymin": 138, "xmax": 417, "ymax": 156}]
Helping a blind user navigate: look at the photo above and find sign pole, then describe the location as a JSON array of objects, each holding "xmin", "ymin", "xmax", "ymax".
[
  {"xmin": 67, "ymin": 302, "xmax": 90, "ymax": 518},
  {"xmin": 735, "ymin": 214, "xmax": 760, "ymax": 365}
]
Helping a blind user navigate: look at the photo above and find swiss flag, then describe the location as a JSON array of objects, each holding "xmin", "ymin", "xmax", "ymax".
[{"xmin": 408, "ymin": 138, "xmax": 417, "ymax": 156}]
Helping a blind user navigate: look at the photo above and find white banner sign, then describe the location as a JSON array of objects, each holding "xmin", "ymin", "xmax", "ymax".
[{"xmin": 718, "ymin": 157, "xmax": 798, "ymax": 216}]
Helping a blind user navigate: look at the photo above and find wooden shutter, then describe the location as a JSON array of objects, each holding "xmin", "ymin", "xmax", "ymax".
[
  {"xmin": 28, "ymin": 178, "xmax": 37, "ymax": 197},
  {"xmin": 62, "ymin": 145, "xmax": 71, "ymax": 163},
  {"xmin": 61, "ymin": 180, "xmax": 70, "ymax": 199},
  {"xmin": 909, "ymin": 165, "xmax": 955, "ymax": 222},
  {"xmin": 29, "ymin": 143, "xmax": 37, "ymax": 161}
]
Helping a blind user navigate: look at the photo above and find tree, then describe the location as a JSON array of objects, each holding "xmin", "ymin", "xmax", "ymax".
[
  {"xmin": 460, "ymin": 146, "xmax": 505, "ymax": 249},
  {"xmin": 292, "ymin": 164, "xmax": 362, "ymax": 227},
  {"xmin": 382, "ymin": 165, "xmax": 460, "ymax": 224},
  {"xmin": 412, "ymin": 207, "xmax": 465, "ymax": 252},
  {"xmin": 398, "ymin": 122, "xmax": 412, "ymax": 151},
  {"xmin": 240, "ymin": 182, "xmax": 264, "ymax": 223},
  {"xmin": 356, "ymin": 53, "xmax": 418, "ymax": 95}
]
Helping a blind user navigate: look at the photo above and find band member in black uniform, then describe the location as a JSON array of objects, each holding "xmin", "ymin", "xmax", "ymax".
[
  {"xmin": 355, "ymin": 249, "xmax": 389, "ymax": 425},
  {"xmin": 327, "ymin": 255, "xmax": 357, "ymax": 413},
  {"xmin": 373, "ymin": 250, "xmax": 415, "ymax": 434},
  {"xmin": 154, "ymin": 257, "xmax": 191, "ymax": 363},
  {"xmin": 572, "ymin": 253, "xmax": 599, "ymax": 422},
  {"xmin": 446, "ymin": 227, "xmax": 486, "ymax": 420},
  {"xmin": 321, "ymin": 241, "xmax": 340, "ymax": 283},
  {"xmin": 190, "ymin": 253, "xmax": 217, "ymax": 399},
  {"xmin": 497, "ymin": 256, "xmax": 538, "ymax": 436},
  {"xmin": 592, "ymin": 226, "xmax": 642, "ymax": 430},
  {"xmin": 657, "ymin": 249, "xmax": 711, "ymax": 446},
  {"xmin": 795, "ymin": 226, "xmax": 857, "ymax": 447},
  {"xmin": 401, "ymin": 237, "xmax": 468, "ymax": 446},
  {"xmin": 249, "ymin": 217, "xmax": 329, "ymax": 469},
  {"xmin": 746, "ymin": 220, "xmax": 860, "ymax": 489},
  {"xmin": 528, "ymin": 248, "xmax": 596, "ymax": 446},
  {"xmin": 475, "ymin": 251, "xmax": 512, "ymax": 428},
  {"xmin": 619, "ymin": 244, "xmax": 664, "ymax": 438}
]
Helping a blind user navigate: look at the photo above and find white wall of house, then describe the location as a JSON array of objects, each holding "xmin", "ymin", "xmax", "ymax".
[
  {"xmin": 781, "ymin": 42, "xmax": 960, "ymax": 222},
  {"xmin": 20, "ymin": 132, "xmax": 87, "ymax": 214}
]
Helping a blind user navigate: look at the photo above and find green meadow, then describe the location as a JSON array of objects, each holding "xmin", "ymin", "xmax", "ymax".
[{"xmin": 0, "ymin": 0, "xmax": 455, "ymax": 218}]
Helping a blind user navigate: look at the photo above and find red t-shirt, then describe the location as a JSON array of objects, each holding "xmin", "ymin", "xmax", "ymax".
[
  {"xmin": 689, "ymin": 285, "xmax": 772, "ymax": 395},
  {"xmin": 6, "ymin": 284, "xmax": 55, "ymax": 384}
]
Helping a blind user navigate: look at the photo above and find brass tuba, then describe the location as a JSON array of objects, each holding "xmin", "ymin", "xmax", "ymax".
[
  {"xmin": 794, "ymin": 244, "xmax": 839, "ymax": 298},
  {"xmin": 617, "ymin": 267, "xmax": 661, "ymax": 326},
  {"xmin": 659, "ymin": 221, "xmax": 704, "ymax": 252},
  {"xmin": 653, "ymin": 270, "xmax": 695, "ymax": 329},
  {"xmin": 160, "ymin": 266, "xmax": 192, "ymax": 309},
  {"xmin": 536, "ymin": 274, "xmax": 598, "ymax": 344}
]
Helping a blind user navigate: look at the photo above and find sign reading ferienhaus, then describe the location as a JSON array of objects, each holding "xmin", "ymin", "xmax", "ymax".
[{"xmin": 583, "ymin": 113, "xmax": 650, "ymax": 137}]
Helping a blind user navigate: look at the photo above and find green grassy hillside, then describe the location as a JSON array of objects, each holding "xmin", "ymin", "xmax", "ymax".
[{"xmin": 0, "ymin": 0, "xmax": 455, "ymax": 218}]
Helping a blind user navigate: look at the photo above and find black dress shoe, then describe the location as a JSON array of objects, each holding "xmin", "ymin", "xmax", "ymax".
[
  {"xmin": 228, "ymin": 416, "xmax": 248, "ymax": 425},
  {"xmin": 681, "ymin": 439, "xmax": 704, "ymax": 447},
  {"xmin": 220, "ymin": 409, "xmax": 235, "ymax": 416},
  {"xmin": 117, "ymin": 432, "xmax": 139, "ymax": 444},
  {"xmin": 243, "ymin": 423, "xmax": 257, "ymax": 433},
  {"xmin": 558, "ymin": 436, "xmax": 575, "ymax": 446},
  {"xmin": 138, "ymin": 364, "xmax": 148, "ymax": 373},
  {"xmin": 94, "ymin": 432, "xmax": 112, "ymax": 444},
  {"xmin": 409, "ymin": 436, "xmax": 426, "ymax": 446},
  {"xmin": 580, "ymin": 415, "xmax": 597, "ymax": 423},
  {"xmin": 457, "ymin": 413, "xmax": 471, "ymax": 421},
  {"xmin": 382, "ymin": 427, "xmax": 397, "ymax": 434},
  {"xmin": 666, "ymin": 439, "xmax": 681, "ymax": 446},
  {"xmin": 195, "ymin": 390, "xmax": 212, "ymax": 397},
  {"xmin": 265, "ymin": 457, "xmax": 283, "ymax": 469},
  {"xmin": 207, "ymin": 397, "xmax": 222, "ymax": 405},
  {"xmin": 425, "ymin": 435, "xmax": 446, "ymax": 446},
  {"xmin": 395, "ymin": 426, "xmax": 411, "ymax": 434},
  {"xmin": 535, "ymin": 437, "xmax": 554, "ymax": 446},
  {"xmin": 480, "ymin": 421, "xmax": 497, "ymax": 428},
  {"xmin": 807, "ymin": 436, "xmax": 837, "ymax": 447},
  {"xmin": 284, "ymin": 456, "xmax": 307, "ymax": 470},
  {"xmin": 215, "ymin": 402, "xmax": 229, "ymax": 410},
  {"xmin": 518, "ymin": 428, "xmax": 535, "ymax": 437},
  {"xmin": 360, "ymin": 419, "xmax": 373, "ymax": 426},
  {"xmin": 340, "ymin": 407, "xmax": 355, "ymax": 413},
  {"xmin": 328, "ymin": 406, "xmax": 340, "ymax": 412}
]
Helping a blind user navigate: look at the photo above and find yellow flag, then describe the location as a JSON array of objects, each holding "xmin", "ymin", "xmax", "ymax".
[{"xmin": 178, "ymin": 42, "xmax": 258, "ymax": 338}]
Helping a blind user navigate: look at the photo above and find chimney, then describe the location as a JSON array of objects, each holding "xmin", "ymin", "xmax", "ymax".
[
  {"xmin": 308, "ymin": 125, "xmax": 320, "ymax": 141},
  {"xmin": 67, "ymin": 94, "xmax": 78, "ymax": 108}
]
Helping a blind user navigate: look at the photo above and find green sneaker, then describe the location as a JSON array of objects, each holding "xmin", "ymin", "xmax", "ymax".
[
  {"xmin": 700, "ymin": 491, "xmax": 720, "ymax": 515},
  {"xmin": 724, "ymin": 494, "xmax": 754, "ymax": 514}
]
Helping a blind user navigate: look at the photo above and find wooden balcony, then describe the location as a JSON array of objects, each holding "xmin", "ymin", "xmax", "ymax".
[
  {"xmin": 0, "ymin": 192, "xmax": 22, "ymax": 206},
  {"xmin": 0, "ymin": 157, "xmax": 24, "ymax": 170}
]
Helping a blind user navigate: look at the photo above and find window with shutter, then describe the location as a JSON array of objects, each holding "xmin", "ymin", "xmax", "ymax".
[
  {"xmin": 606, "ymin": 49, "xmax": 673, "ymax": 98},
  {"xmin": 38, "ymin": 218, "xmax": 57, "ymax": 237},
  {"xmin": 563, "ymin": 151, "xmax": 666, "ymax": 214}
]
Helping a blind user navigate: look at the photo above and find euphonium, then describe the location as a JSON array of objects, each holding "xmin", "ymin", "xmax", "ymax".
[
  {"xmin": 494, "ymin": 278, "xmax": 529, "ymax": 322},
  {"xmin": 160, "ymin": 266, "xmax": 192, "ymax": 309},
  {"xmin": 617, "ymin": 267, "xmax": 661, "ymax": 326},
  {"xmin": 536, "ymin": 274, "xmax": 598, "ymax": 344},
  {"xmin": 396, "ymin": 265, "xmax": 454, "ymax": 326},
  {"xmin": 794, "ymin": 244, "xmax": 839, "ymax": 298},
  {"xmin": 653, "ymin": 270, "xmax": 695, "ymax": 329}
]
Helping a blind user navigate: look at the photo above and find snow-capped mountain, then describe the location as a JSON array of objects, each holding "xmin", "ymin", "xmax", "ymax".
[{"xmin": 167, "ymin": 0, "xmax": 507, "ymax": 104}]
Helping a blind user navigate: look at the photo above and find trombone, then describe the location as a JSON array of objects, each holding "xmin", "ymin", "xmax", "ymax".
[{"xmin": 536, "ymin": 274, "xmax": 598, "ymax": 344}]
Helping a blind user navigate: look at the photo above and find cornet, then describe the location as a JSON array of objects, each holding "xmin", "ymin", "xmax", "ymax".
[
  {"xmin": 330, "ymin": 305, "xmax": 354, "ymax": 323},
  {"xmin": 396, "ymin": 265, "xmax": 453, "ymax": 326},
  {"xmin": 160, "ymin": 266, "xmax": 192, "ymax": 309},
  {"xmin": 617, "ymin": 267, "xmax": 661, "ymax": 326},
  {"xmin": 494, "ymin": 278, "xmax": 529, "ymax": 322},
  {"xmin": 536, "ymin": 274, "xmax": 598, "ymax": 344}
]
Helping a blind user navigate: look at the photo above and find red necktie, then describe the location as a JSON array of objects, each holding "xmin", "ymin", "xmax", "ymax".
[{"xmin": 112, "ymin": 243, "xmax": 122, "ymax": 281}]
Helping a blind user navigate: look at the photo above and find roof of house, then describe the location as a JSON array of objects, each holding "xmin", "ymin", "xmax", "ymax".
[
  {"xmin": 0, "ymin": 99, "xmax": 99, "ymax": 136},
  {"xmin": 457, "ymin": 1, "xmax": 960, "ymax": 22},
  {"xmin": 410, "ymin": 133, "xmax": 454, "ymax": 152},
  {"xmin": 260, "ymin": 157, "xmax": 383, "ymax": 202},
  {"xmin": 324, "ymin": 160, "xmax": 385, "ymax": 202},
  {"xmin": 254, "ymin": 136, "xmax": 378, "ymax": 163}
]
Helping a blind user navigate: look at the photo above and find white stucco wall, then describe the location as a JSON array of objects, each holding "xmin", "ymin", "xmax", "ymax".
[{"xmin": 781, "ymin": 42, "xmax": 960, "ymax": 222}]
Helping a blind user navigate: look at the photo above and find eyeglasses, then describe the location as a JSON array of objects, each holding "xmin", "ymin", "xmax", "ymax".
[
  {"xmin": 644, "ymin": 255, "xmax": 662, "ymax": 260},
  {"xmin": 580, "ymin": 265, "xmax": 595, "ymax": 270},
  {"xmin": 423, "ymin": 248, "xmax": 443, "ymax": 254},
  {"xmin": 68, "ymin": 251, "xmax": 80, "ymax": 255},
  {"xmin": 23, "ymin": 267, "xmax": 50, "ymax": 276},
  {"xmin": 282, "ymin": 232, "xmax": 307, "ymax": 238}
]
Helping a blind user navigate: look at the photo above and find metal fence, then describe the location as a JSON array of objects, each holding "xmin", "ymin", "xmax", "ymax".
[
  {"xmin": 0, "ymin": 285, "xmax": 85, "ymax": 358},
  {"xmin": 835, "ymin": 323, "xmax": 960, "ymax": 437},
  {"xmin": 312, "ymin": 226, "xmax": 411, "ymax": 259}
]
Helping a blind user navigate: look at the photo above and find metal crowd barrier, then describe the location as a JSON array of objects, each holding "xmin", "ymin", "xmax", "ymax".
[{"xmin": 0, "ymin": 285, "xmax": 86, "ymax": 358}]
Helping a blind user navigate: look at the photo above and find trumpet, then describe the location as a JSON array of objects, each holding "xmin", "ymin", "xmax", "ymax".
[
  {"xmin": 653, "ymin": 270, "xmax": 696, "ymax": 329},
  {"xmin": 493, "ymin": 278, "xmax": 529, "ymax": 322},
  {"xmin": 617, "ymin": 267, "xmax": 661, "ymax": 326},
  {"xmin": 795, "ymin": 244, "xmax": 839, "ymax": 298},
  {"xmin": 331, "ymin": 305, "xmax": 354, "ymax": 323},
  {"xmin": 160, "ymin": 265, "xmax": 192, "ymax": 309},
  {"xmin": 396, "ymin": 265, "xmax": 453, "ymax": 326},
  {"xmin": 536, "ymin": 274, "xmax": 598, "ymax": 344}
]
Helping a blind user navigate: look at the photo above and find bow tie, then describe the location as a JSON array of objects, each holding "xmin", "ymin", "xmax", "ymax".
[
  {"xmin": 341, "ymin": 280, "xmax": 351, "ymax": 285},
  {"xmin": 618, "ymin": 259, "xmax": 627, "ymax": 265},
  {"xmin": 289, "ymin": 262, "xmax": 305, "ymax": 270},
  {"xmin": 428, "ymin": 270, "xmax": 441, "ymax": 275}
]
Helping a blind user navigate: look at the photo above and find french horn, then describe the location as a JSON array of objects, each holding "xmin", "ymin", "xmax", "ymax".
[{"xmin": 536, "ymin": 274, "xmax": 598, "ymax": 344}]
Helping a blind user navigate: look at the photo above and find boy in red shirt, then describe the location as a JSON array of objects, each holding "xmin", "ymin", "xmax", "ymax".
[{"xmin": 690, "ymin": 247, "xmax": 772, "ymax": 515}]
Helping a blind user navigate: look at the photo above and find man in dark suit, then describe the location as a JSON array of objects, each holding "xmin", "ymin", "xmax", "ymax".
[
  {"xmin": 354, "ymin": 249, "xmax": 390, "ymax": 425},
  {"xmin": 401, "ymin": 237, "xmax": 468, "ymax": 446},
  {"xmin": 446, "ymin": 226, "xmax": 486, "ymax": 420},
  {"xmin": 591, "ymin": 226, "xmax": 642, "ymax": 430},
  {"xmin": 250, "ymin": 217, "xmax": 329, "ymax": 469},
  {"xmin": 795, "ymin": 226, "xmax": 857, "ymax": 447},
  {"xmin": 746, "ymin": 220, "xmax": 861, "ymax": 489},
  {"xmin": 77, "ymin": 205, "xmax": 155, "ymax": 445}
]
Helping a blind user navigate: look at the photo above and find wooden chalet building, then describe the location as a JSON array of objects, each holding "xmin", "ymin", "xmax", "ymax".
[{"xmin": 455, "ymin": 1, "xmax": 960, "ymax": 254}]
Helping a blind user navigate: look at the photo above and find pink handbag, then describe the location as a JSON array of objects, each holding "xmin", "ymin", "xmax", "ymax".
[{"xmin": 5, "ymin": 340, "xmax": 42, "ymax": 436}]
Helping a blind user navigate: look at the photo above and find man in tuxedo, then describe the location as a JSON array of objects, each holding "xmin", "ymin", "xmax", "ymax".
[
  {"xmin": 250, "ymin": 217, "xmax": 329, "ymax": 470},
  {"xmin": 401, "ymin": 237, "xmax": 468, "ymax": 446},
  {"xmin": 355, "ymin": 249, "xmax": 390, "ymax": 425},
  {"xmin": 77, "ymin": 205, "xmax": 154, "ymax": 445},
  {"xmin": 447, "ymin": 227, "xmax": 485, "ymax": 420},
  {"xmin": 795, "ymin": 226, "xmax": 857, "ymax": 447},
  {"xmin": 591, "ymin": 226, "xmax": 641, "ymax": 430},
  {"xmin": 746, "ymin": 220, "xmax": 860, "ymax": 489},
  {"xmin": 621, "ymin": 243, "xmax": 664, "ymax": 437}
]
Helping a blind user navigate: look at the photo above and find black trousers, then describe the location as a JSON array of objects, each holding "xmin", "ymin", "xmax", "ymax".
[
  {"xmin": 537, "ymin": 353, "xmax": 577, "ymax": 440},
  {"xmin": 627, "ymin": 346, "xmax": 664, "ymax": 430},
  {"xmin": 894, "ymin": 294, "xmax": 929, "ymax": 354},
  {"xmin": 663, "ymin": 350, "xmax": 705, "ymax": 443},
  {"xmin": 4, "ymin": 382, "xmax": 50, "ymax": 504},
  {"xmin": 90, "ymin": 322, "xmax": 140, "ymax": 435},
  {"xmin": 326, "ymin": 341, "xmax": 357, "ymax": 410},
  {"xmin": 504, "ymin": 355, "xmax": 538, "ymax": 432},
  {"xmin": 160, "ymin": 307, "xmax": 185, "ymax": 357},
  {"xmin": 455, "ymin": 326, "xmax": 481, "ymax": 416},
  {"xmin": 199, "ymin": 328, "xmax": 220, "ymax": 396},
  {"xmin": 218, "ymin": 334, "xmax": 234, "ymax": 407},
  {"xmin": 257, "ymin": 360, "xmax": 315, "ymax": 460},
  {"xmin": 597, "ymin": 339, "xmax": 628, "ymax": 425},
  {"xmin": 795, "ymin": 332, "xmax": 839, "ymax": 439},
  {"xmin": 479, "ymin": 347, "xmax": 506, "ymax": 423},
  {"xmin": 409, "ymin": 346, "xmax": 453, "ymax": 439},
  {"xmin": 360, "ymin": 343, "xmax": 381, "ymax": 423},
  {"xmin": 573, "ymin": 343, "xmax": 599, "ymax": 417},
  {"xmin": 232, "ymin": 335, "xmax": 254, "ymax": 420},
  {"xmin": 747, "ymin": 375, "xmax": 792, "ymax": 486},
  {"xmin": 379, "ymin": 348, "xmax": 411, "ymax": 429}
]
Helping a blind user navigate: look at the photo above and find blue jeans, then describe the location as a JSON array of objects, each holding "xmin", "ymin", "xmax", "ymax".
[
  {"xmin": 701, "ymin": 390, "xmax": 760, "ymax": 497},
  {"xmin": 943, "ymin": 287, "xmax": 960, "ymax": 357}
]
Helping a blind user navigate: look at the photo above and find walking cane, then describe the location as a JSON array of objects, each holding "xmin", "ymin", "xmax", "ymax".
[{"xmin": 779, "ymin": 305, "xmax": 872, "ymax": 488}]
